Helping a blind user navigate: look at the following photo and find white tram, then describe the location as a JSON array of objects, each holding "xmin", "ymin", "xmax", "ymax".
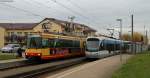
[{"xmin": 85, "ymin": 37, "xmax": 123, "ymax": 58}]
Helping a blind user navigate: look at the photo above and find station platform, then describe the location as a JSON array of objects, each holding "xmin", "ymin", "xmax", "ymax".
[{"xmin": 46, "ymin": 54, "xmax": 132, "ymax": 78}]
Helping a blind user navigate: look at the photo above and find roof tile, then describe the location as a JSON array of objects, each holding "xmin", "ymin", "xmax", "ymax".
[{"xmin": 0, "ymin": 23, "xmax": 38, "ymax": 30}]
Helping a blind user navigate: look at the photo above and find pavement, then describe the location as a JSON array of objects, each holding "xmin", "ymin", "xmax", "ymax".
[{"xmin": 46, "ymin": 54, "xmax": 133, "ymax": 78}]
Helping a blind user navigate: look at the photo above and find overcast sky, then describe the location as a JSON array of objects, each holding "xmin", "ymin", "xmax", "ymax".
[{"xmin": 0, "ymin": 0, "xmax": 149, "ymax": 37}]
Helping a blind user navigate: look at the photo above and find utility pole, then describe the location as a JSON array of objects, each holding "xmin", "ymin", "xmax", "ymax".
[
  {"xmin": 131, "ymin": 14, "xmax": 134, "ymax": 54},
  {"xmin": 146, "ymin": 30, "xmax": 148, "ymax": 45},
  {"xmin": 144, "ymin": 25, "xmax": 146, "ymax": 35},
  {"xmin": 144, "ymin": 25, "xmax": 146, "ymax": 44},
  {"xmin": 116, "ymin": 19, "xmax": 123, "ymax": 62},
  {"xmin": 68, "ymin": 16, "xmax": 75, "ymax": 35}
]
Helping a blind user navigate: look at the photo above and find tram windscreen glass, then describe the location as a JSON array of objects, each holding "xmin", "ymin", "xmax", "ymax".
[
  {"xmin": 86, "ymin": 38, "xmax": 99, "ymax": 52},
  {"xmin": 27, "ymin": 37, "xmax": 42, "ymax": 48}
]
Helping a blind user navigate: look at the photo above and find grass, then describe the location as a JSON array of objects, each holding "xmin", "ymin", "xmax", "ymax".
[
  {"xmin": 0, "ymin": 52, "xmax": 18, "ymax": 60},
  {"xmin": 0, "ymin": 55, "xmax": 17, "ymax": 60},
  {"xmin": 112, "ymin": 51, "xmax": 150, "ymax": 78}
]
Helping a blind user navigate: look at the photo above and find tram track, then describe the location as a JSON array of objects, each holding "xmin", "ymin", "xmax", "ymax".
[
  {"xmin": 0, "ymin": 57, "xmax": 87, "ymax": 78},
  {"xmin": 25, "ymin": 54, "xmax": 119, "ymax": 78},
  {"xmin": 37, "ymin": 53, "xmax": 121, "ymax": 78},
  {"xmin": 0, "ymin": 60, "xmax": 41, "ymax": 71},
  {"xmin": 0, "ymin": 53, "xmax": 121, "ymax": 78},
  {"xmin": 37, "ymin": 59, "xmax": 93, "ymax": 78},
  {"xmin": 0, "ymin": 57, "xmax": 81, "ymax": 71}
]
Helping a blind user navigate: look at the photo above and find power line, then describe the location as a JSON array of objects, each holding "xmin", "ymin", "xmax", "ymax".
[
  {"xmin": 24, "ymin": 0, "xmax": 78, "ymax": 21},
  {"xmin": 0, "ymin": 0, "xmax": 92, "ymax": 26},
  {"xmin": 23, "ymin": 0, "xmax": 56, "ymax": 16},
  {"xmin": 50, "ymin": 0, "xmax": 101, "ymax": 26},
  {"xmin": 25, "ymin": 0, "xmax": 102, "ymax": 27},
  {"xmin": 66, "ymin": 0, "xmax": 103, "ymax": 26},
  {"xmin": 50, "ymin": 0, "xmax": 92, "ymax": 21},
  {"xmin": 66, "ymin": 0, "xmax": 87, "ymax": 12},
  {"xmin": 22, "ymin": 0, "xmax": 42, "ymax": 8},
  {"xmin": 66, "ymin": 0, "xmax": 93, "ymax": 22},
  {"xmin": 0, "ymin": 3, "xmax": 44, "ymax": 18},
  {"xmin": 1, "ymin": 0, "xmax": 102, "ymax": 30},
  {"xmin": 31, "ymin": 0, "xmax": 73, "ymax": 17},
  {"xmin": 50, "ymin": 0, "xmax": 88, "ymax": 19}
]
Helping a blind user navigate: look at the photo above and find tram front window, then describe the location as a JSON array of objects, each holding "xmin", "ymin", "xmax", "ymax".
[
  {"xmin": 86, "ymin": 38, "xmax": 99, "ymax": 52},
  {"xmin": 27, "ymin": 37, "xmax": 42, "ymax": 48}
]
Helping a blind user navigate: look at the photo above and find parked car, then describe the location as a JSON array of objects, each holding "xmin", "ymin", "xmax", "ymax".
[{"xmin": 1, "ymin": 44, "xmax": 21, "ymax": 53}]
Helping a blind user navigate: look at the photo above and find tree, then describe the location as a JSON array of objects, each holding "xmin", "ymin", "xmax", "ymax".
[
  {"xmin": 121, "ymin": 32, "xmax": 148, "ymax": 44},
  {"xmin": 121, "ymin": 33, "xmax": 131, "ymax": 41}
]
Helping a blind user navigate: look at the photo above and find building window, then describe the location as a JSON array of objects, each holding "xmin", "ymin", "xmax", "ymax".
[
  {"xmin": 29, "ymin": 32, "xmax": 33, "ymax": 35},
  {"xmin": 7, "ymin": 32, "xmax": 10, "ymax": 36},
  {"xmin": 17, "ymin": 32, "xmax": 22, "ymax": 35},
  {"xmin": 53, "ymin": 30, "xmax": 56, "ymax": 32},
  {"xmin": 11, "ymin": 32, "xmax": 14, "ymax": 35},
  {"xmin": 24, "ymin": 32, "xmax": 28, "ymax": 36}
]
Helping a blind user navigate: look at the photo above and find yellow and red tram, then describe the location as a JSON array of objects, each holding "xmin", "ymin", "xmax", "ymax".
[{"xmin": 25, "ymin": 33, "xmax": 86, "ymax": 60}]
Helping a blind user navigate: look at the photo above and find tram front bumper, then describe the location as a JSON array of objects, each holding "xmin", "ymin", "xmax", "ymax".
[
  {"xmin": 25, "ymin": 52, "xmax": 41, "ymax": 58},
  {"xmin": 85, "ymin": 52, "xmax": 100, "ymax": 58}
]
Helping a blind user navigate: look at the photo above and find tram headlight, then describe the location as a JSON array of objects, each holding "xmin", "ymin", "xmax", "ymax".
[
  {"xmin": 25, "ymin": 53, "xmax": 28, "ymax": 55},
  {"xmin": 37, "ymin": 53, "xmax": 41, "ymax": 56}
]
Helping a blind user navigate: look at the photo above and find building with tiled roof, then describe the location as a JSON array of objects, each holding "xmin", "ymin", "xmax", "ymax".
[
  {"xmin": 0, "ymin": 18, "xmax": 96, "ymax": 48},
  {"xmin": 0, "ymin": 23, "xmax": 38, "ymax": 30}
]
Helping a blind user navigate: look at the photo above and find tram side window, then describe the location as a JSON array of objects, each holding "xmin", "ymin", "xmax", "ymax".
[
  {"xmin": 56, "ymin": 39, "xmax": 73, "ymax": 48},
  {"xmin": 27, "ymin": 37, "xmax": 42, "ymax": 48},
  {"xmin": 48, "ymin": 39, "xmax": 55, "ymax": 47},
  {"xmin": 74, "ymin": 41, "xmax": 80, "ymax": 48},
  {"xmin": 55, "ymin": 39, "xmax": 80, "ymax": 48},
  {"xmin": 100, "ymin": 40, "xmax": 105, "ymax": 50},
  {"xmin": 42, "ymin": 39, "xmax": 49, "ymax": 48},
  {"xmin": 65, "ymin": 40, "xmax": 73, "ymax": 47},
  {"xmin": 102, "ymin": 40, "xmax": 107, "ymax": 50},
  {"xmin": 55, "ymin": 39, "xmax": 63, "ymax": 47},
  {"xmin": 114, "ymin": 41, "xmax": 118, "ymax": 50},
  {"xmin": 116, "ymin": 43, "xmax": 121, "ymax": 50}
]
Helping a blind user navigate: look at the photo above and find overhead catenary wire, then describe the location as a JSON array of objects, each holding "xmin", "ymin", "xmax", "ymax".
[
  {"xmin": 23, "ymin": 0, "xmax": 56, "ymax": 17},
  {"xmin": 0, "ymin": 3, "xmax": 45, "ymax": 18},
  {"xmin": 66, "ymin": 0, "xmax": 87, "ymax": 12},
  {"xmin": 50, "ymin": 0, "xmax": 88, "ymax": 19},
  {"xmin": 24, "ymin": 0, "xmax": 84, "ymax": 27},
  {"xmin": 49, "ymin": 0, "xmax": 101, "ymax": 26},
  {"xmin": 51, "ymin": 0, "xmax": 120, "ymax": 36},
  {"xmin": 23, "ymin": 0, "xmax": 83, "ymax": 23},
  {"xmin": 65, "ymin": 0, "xmax": 104, "ymax": 26},
  {"xmin": 1, "ymin": 0, "xmax": 104, "ymax": 32},
  {"xmin": 31, "ymin": 0, "xmax": 80, "ymax": 18},
  {"xmin": 66, "ymin": 0, "xmax": 95, "ymax": 23},
  {"xmin": 0, "ymin": 1, "xmax": 91, "ymax": 26},
  {"xmin": 2, "ymin": 0, "xmax": 101, "ymax": 27}
]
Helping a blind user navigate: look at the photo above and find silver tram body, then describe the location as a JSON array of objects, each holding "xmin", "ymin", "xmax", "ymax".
[{"xmin": 85, "ymin": 37, "xmax": 123, "ymax": 59}]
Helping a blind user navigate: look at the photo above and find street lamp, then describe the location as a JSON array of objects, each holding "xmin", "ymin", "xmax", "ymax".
[
  {"xmin": 68, "ymin": 16, "xmax": 75, "ymax": 35},
  {"xmin": 116, "ymin": 19, "xmax": 122, "ymax": 39},
  {"xmin": 116, "ymin": 19, "xmax": 123, "ymax": 62}
]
